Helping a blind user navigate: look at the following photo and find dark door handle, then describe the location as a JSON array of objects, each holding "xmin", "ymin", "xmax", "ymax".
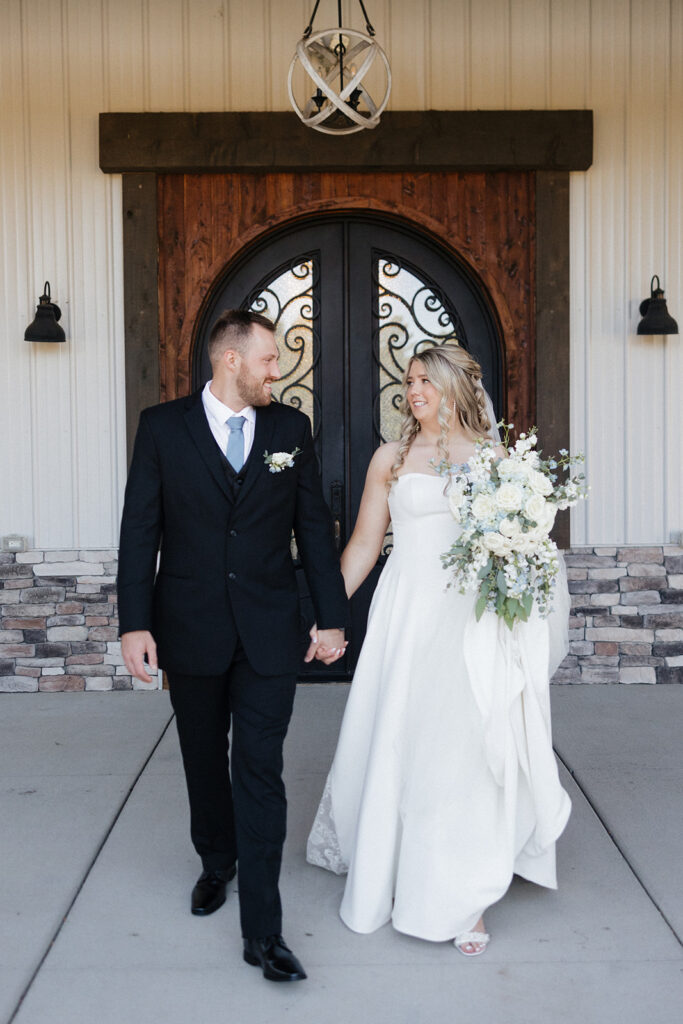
[{"xmin": 330, "ymin": 480, "xmax": 344, "ymax": 551}]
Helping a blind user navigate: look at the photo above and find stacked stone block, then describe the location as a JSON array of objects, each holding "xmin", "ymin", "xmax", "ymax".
[
  {"xmin": 554, "ymin": 545, "xmax": 683, "ymax": 684},
  {"xmin": 1, "ymin": 546, "xmax": 682, "ymax": 691},
  {"xmin": 0, "ymin": 550, "xmax": 141, "ymax": 692}
]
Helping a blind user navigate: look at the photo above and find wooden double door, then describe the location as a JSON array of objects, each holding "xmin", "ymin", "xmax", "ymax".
[{"xmin": 158, "ymin": 172, "xmax": 536, "ymax": 677}]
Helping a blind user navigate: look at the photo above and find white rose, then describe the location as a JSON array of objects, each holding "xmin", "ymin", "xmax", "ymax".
[
  {"xmin": 471, "ymin": 492, "xmax": 497, "ymax": 521},
  {"xmin": 495, "ymin": 482, "xmax": 523, "ymax": 512},
  {"xmin": 524, "ymin": 493, "xmax": 548, "ymax": 524},
  {"xmin": 497, "ymin": 459, "xmax": 517, "ymax": 478},
  {"xmin": 515, "ymin": 458, "xmax": 536, "ymax": 476},
  {"xmin": 514, "ymin": 533, "xmax": 534, "ymax": 554},
  {"xmin": 529, "ymin": 470, "xmax": 553, "ymax": 496},
  {"xmin": 499, "ymin": 516, "xmax": 522, "ymax": 539},
  {"xmin": 483, "ymin": 532, "xmax": 510, "ymax": 557},
  {"xmin": 523, "ymin": 526, "xmax": 547, "ymax": 549}
]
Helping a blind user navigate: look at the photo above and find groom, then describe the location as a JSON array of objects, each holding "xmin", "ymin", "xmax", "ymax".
[{"xmin": 118, "ymin": 309, "xmax": 348, "ymax": 982}]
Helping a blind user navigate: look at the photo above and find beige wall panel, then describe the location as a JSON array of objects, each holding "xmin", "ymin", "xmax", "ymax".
[
  {"xmin": 386, "ymin": 0, "xmax": 427, "ymax": 110},
  {"xmin": 548, "ymin": 0, "xmax": 590, "ymax": 108},
  {"xmin": 0, "ymin": 0, "xmax": 35, "ymax": 542},
  {"xmin": 105, "ymin": 0, "xmax": 146, "ymax": 109},
  {"xmin": 569, "ymin": 172, "xmax": 589, "ymax": 544},
  {"xmin": 65, "ymin": 0, "xmax": 125, "ymax": 548},
  {"xmin": 146, "ymin": 0, "xmax": 187, "ymax": 110},
  {"xmin": 624, "ymin": 0, "xmax": 669, "ymax": 542},
  {"xmin": 577, "ymin": 0, "xmax": 630, "ymax": 545},
  {"xmin": 469, "ymin": 0, "xmax": 510, "ymax": 108},
  {"xmin": 665, "ymin": 0, "xmax": 683, "ymax": 543},
  {"xmin": 227, "ymin": 0, "xmax": 269, "ymax": 110},
  {"xmin": 269, "ymin": 0, "xmax": 311, "ymax": 111},
  {"xmin": 508, "ymin": 0, "xmax": 550, "ymax": 108},
  {"xmin": 20, "ymin": 0, "xmax": 76, "ymax": 549},
  {"xmin": 185, "ymin": 0, "xmax": 228, "ymax": 110},
  {"xmin": 426, "ymin": 0, "xmax": 470, "ymax": 109}
]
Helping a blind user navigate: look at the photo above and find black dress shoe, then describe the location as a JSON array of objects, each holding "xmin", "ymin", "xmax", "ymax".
[
  {"xmin": 190, "ymin": 865, "xmax": 236, "ymax": 916},
  {"xmin": 243, "ymin": 935, "xmax": 307, "ymax": 982}
]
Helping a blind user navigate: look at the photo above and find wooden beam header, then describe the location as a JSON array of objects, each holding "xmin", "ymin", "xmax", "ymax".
[{"xmin": 100, "ymin": 110, "xmax": 593, "ymax": 174}]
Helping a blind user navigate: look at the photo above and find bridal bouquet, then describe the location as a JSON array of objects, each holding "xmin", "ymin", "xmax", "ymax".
[{"xmin": 439, "ymin": 426, "xmax": 587, "ymax": 630}]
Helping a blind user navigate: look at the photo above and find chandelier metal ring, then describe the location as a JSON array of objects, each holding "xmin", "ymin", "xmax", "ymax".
[{"xmin": 288, "ymin": 26, "xmax": 392, "ymax": 136}]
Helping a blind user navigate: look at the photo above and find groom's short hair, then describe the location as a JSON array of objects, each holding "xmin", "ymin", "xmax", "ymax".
[{"xmin": 208, "ymin": 309, "xmax": 275, "ymax": 364}]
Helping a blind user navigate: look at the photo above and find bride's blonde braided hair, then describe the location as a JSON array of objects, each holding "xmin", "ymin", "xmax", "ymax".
[{"xmin": 388, "ymin": 344, "xmax": 492, "ymax": 485}]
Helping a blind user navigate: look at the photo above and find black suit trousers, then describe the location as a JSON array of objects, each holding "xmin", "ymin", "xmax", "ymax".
[{"xmin": 167, "ymin": 643, "xmax": 297, "ymax": 940}]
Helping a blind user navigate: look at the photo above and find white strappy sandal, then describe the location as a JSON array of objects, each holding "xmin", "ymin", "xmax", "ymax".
[{"xmin": 454, "ymin": 930, "xmax": 490, "ymax": 957}]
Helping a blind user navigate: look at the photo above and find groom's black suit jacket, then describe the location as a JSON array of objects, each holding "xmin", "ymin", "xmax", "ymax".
[{"xmin": 117, "ymin": 390, "xmax": 347, "ymax": 677}]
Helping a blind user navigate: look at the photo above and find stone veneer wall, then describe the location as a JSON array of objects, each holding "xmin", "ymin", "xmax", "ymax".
[
  {"xmin": 1, "ymin": 546, "xmax": 682, "ymax": 692},
  {"xmin": 558, "ymin": 545, "xmax": 683, "ymax": 684},
  {"xmin": 0, "ymin": 550, "xmax": 139, "ymax": 692}
]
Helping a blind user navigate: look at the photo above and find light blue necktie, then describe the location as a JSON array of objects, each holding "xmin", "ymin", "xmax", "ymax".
[{"xmin": 226, "ymin": 416, "xmax": 246, "ymax": 472}]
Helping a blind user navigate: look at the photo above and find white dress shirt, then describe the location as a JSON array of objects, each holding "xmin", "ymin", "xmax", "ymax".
[{"xmin": 202, "ymin": 381, "xmax": 256, "ymax": 463}]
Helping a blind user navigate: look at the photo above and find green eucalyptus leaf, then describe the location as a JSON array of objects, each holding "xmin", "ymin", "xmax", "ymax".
[{"xmin": 478, "ymin": 558, "xmax": 493, "ymax": 580}]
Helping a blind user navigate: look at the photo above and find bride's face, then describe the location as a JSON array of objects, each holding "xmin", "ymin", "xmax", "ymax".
[{"xmin": 405, "ymin": 360, "xmax": 441, "ymax": 425}]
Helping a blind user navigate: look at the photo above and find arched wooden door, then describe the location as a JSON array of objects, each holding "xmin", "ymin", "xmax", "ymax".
[
  {"xmin": 157, "ymin": 171, "xmax": 536, "ymax": 678},
  {"xmin": 191, "ymin": 214, "xmax": 504, "ymax": 677}
]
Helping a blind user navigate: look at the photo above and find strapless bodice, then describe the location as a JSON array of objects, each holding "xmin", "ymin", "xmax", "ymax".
[{"xmin": 387, "ymin": 473, "xmax": 461, "ymax": 577}]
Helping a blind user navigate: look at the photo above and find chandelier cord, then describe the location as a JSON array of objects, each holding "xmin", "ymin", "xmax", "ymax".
[
  {"xmin": 303, "ymin": 0, "xmax": 376, "ymax": 40},
  {"xmin": 356, "ymin": 0, "xmax": 376, "ymax": 35},
  {"xmin": 337, "ymin": 0, "xmax": 344, "ymax": 93},
  {"xmin": 303, "ymin": 0, "xmax": 321, "ymax": 39}
]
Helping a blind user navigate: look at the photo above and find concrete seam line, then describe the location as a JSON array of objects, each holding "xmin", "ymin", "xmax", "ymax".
[
  {"xmin": 554, "ymin": 746, "xmax": 683, "ymax": 950},
  {"xmin": 7, "ymin": 712, "xmax": 177, "ymax": 1024}
]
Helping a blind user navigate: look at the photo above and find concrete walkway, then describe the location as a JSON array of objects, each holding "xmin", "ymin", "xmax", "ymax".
[{"xmin": 1, "ymin": 684, "xmax": 682, "ymax": 1024}]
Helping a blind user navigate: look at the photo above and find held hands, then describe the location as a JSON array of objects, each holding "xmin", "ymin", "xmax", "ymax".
[
  {"xmin": 121, "ymin": 630, "xmax": 159, "ymax": 683},
  {"xmin": 304, "ymin": 625, "xmax": 348, "ymax": 665}
]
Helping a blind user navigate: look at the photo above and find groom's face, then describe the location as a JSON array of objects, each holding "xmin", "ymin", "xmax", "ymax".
[{"xmin": 236, "ymin": 326, "xmax": 282, "ymax": 407}]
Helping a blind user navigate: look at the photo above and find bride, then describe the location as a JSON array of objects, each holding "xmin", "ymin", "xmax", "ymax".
[{"xmin": 307, "ymin": 344, "xmax": 571, "ymax": 955}]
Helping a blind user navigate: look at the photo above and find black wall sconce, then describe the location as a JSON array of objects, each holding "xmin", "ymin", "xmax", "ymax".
[
  {"xmin": 24, "ymin": 281, "xmax": 66, "ymax": 343},
  {"xmin": 637, "ymin": 275, "xmax": 678, "ymax": 336}
]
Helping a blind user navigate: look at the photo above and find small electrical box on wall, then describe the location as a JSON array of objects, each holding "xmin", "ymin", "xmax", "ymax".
[{"xmin": 1, "ymin": 535, "xmax": 28, "ymax": 553}]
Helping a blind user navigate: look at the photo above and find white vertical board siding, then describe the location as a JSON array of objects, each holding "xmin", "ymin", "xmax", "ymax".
[
  {"xmin": 469, "ymin": 0, "xmax": 511, "ymax": 108},
  {"xmin": 20, "ymin": 0, "xmax": 75, "ymax": 550},
  {"xmin": 0, "ymin": 0, "xmax": 35, "ymax": 541},
  {"xmin": 427, "ymin": 0, "xmax": 470, "ymax": 109},
  {"xmin": 624, "ymin": 0, "xmax": 669, "ymax": 542},
  {"xmin": 509, "ymin": 0, "xmax": 550, "ymax": 108},
  {"xmin": 186, "ymin": 0, "xmax": 228, "ymax": 110},
  {"xmin": 0, "ymin": 0, "xmax": 681, "ymax": 547},
  {"xmin": 580, "ymin": 0, "xmax": 631, "ymax": 545},
  {"xmin": 665, "ymin": 0, "xmax": 683, "ymax": 542}
]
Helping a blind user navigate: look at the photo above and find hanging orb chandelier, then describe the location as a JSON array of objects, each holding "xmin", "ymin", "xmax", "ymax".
[{"xmin": 288, "ymin": 0, "xmax": 392, "ymax": 136}]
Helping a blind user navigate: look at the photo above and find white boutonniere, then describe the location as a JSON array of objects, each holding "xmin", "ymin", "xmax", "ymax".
[{"xmin": 264, "ymin": 448, "xmax": 301, "ymax": 473}]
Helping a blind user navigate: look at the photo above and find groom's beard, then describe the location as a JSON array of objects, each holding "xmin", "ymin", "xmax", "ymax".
[{"xmin": 236, "ymin": 365, "xmax": 275, "ymax": 407}]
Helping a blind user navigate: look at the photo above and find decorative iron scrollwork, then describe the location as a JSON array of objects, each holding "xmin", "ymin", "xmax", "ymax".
[
  {"xmin": 245, "ymin": 255, "xmax": 321, "ymax": 437},
  {"xmin": 373, "ymin": 255, "xmax": 467, "ymax": 444},
  {"xmin": 372, "ymin": 254, "xmax": 468, "ymax": 561}
]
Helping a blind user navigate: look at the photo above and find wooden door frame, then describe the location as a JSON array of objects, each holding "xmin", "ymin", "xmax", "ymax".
[{"xmin": 100, "ymin": 110, "xmax": 593, "ymax": 546}]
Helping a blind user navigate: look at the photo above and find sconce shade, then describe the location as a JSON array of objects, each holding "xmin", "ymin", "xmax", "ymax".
[
  {"xmin": 637, "ymin": 276, "xmax": 678, "ymax": 336},
  {"xmin": 24, "ymin": 281, "xmax": 66, "ymax": 343}
]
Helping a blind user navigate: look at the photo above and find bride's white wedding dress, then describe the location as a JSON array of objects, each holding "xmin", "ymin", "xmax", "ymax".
[{"xmin": 307, "ymin": 471, "xmax": 572, "ymax": 941}]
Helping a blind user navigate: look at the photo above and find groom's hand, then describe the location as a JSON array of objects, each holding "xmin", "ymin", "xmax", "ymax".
[
  {"xmin": 304, "ymin": 626, "xmax": 347, "ymax": 665},
  {"xmin": 121, "ymin": 630, "xmax": 159, "ymax": 683}
]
